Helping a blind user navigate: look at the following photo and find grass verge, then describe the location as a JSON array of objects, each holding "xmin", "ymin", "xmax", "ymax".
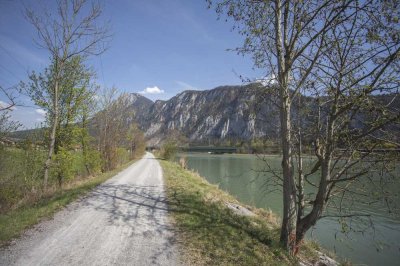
[
  {"xmin": 0, "ymin": 159, "xmax": 137, "ymax": 246},
  {"xmin": 160, "ymin": 159, "xmax": 321, "ymax": 265}
]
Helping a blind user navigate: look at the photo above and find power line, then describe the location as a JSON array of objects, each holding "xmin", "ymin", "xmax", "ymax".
[
  {"xmin": 0, "ymin": 75, "xmax": 12, "ymax": 87},
  {"xmin": 99, "ymin": 54, "xmax": 106, "ymax": 88},
  {"xmin": 0, "ymin": 43, "xmax": 28, "ymax": 72},
  {"xmin": 0, "ymin": 63, "xmax": 22, "ymax": 81}
]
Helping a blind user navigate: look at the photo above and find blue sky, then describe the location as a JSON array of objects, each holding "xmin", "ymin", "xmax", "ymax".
[{"xmin": 0, "ymin": 0, "xmax": 262, "ymax": 129}]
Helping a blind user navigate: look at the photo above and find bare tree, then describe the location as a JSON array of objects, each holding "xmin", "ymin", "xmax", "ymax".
[
  {"xmin": 0, "ymin": 86, "xmax": 18, "ymax": 112},
  {"xmin": 0, "ymin": 113, "xmax": 20, "ymax": 141},
  {"xmin": 127, "ymin": 123, "xmax": 146, "ymax": 160},
  {"xmin": 25, "ymin": 0, "xmax": 111, "ymax": 187},
  {"xmin": 294, "ymin": 1, "xmax": 400, "ymax": 244},
  {"xmin": 0, "ymin": 86, "xmax": 20, "ymax": 140},
  {"xmin": 94, "ymin": 89, "xmax": 135, "ymax": 171},
  {"xmin": 209, "ymin": 0, "xmax": 399, "ymax": 254},
  {"xmin": 94, "ymin": 87, "xmax": 118, "ymax": 171}
]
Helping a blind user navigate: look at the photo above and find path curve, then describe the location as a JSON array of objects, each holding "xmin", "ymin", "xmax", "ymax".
[{"xmin": 0, "ymin": 152, "xmax": 180, "ymax": 266}]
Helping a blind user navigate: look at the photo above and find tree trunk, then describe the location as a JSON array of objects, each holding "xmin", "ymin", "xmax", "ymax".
[
  {"xmin": 43, "ymin": 79, "xmax": 59, "ymax": 188},
  {"xmin": 297, "ymin": 144, "xmax": 305, "ymax": 225},
  {"xmin": 279, "ymin": 95, "xmax": 297, "ymax": 254},
  {"xmin": 296, "ymin": 101, "xmax": 335, "ymax": 244},
  {"xmin": 296, "ymin": 160, "xmax": 330, "ymax": 243},
  {"xmin": 275, "ymin": 0, "xmax": 297, "ymax": 254},
  {"xmin": 81, "ymin": 114, "xmax": 91, "ymax": 176},
  {"xmin": 297, "ymin": 95, "xmax": 305, "ymax": 225}
]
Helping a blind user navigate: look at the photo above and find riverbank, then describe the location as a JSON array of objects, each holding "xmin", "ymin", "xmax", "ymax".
[
  {"xmin": 0, "ymin": 159, "xmax": 138, "ymax": 246},
  {"xmin": 160, "ymin": 159, "xmax": 329, "ymax": 265}
]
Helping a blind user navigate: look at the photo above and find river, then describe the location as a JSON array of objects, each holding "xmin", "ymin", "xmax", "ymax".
[{"xmin": 177, "ymin": 152, "xmax": 400, "ymax": 266}]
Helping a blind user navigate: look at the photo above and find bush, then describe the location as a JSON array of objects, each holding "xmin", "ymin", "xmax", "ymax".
[
  {"xmin": 83, "ymin": 149, "xmax": 101, "ymax": 175},
  {"xmin": 0, "ymin": 147, "xmax": 46, "ymax": 212},
  {"xmin": 161, "ymin": 141, "xmax": 178, "ymax": 160},
  {"xmin": 52, "ymin": 147, "xmax": 78, "ymax": 186},
  {"xmin": 116, "ymin": 148, "xmax": 130, "ymax": 167},
  {"xmin": 0, "ymin": 145, "xmax": 102, "ymax": 212}
]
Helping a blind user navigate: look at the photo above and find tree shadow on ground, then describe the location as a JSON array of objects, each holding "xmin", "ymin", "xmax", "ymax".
[{"xmin": 79, "ymin": 169, "xmax": 283, "ymax": 265}]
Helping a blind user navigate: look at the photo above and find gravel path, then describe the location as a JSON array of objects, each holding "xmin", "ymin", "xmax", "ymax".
[{"xmin": 0, "ymin": 152, "xmax": 181, "ymax": 266}]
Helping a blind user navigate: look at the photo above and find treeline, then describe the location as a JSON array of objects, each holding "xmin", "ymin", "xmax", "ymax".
[
  {"xmin": 0, "ymin": 79, "xmax": 145, "ymax": 214},
  {"xmin": 172, "ymin": 137, "xmax": 291, "ymax": 154},
  {"xmin": 159, "ymin": 133, "xmax": 286, "ymax": 159},
  {"xmin": 0, "ymin": 0, "xmax": 145, "ymax": 213}
]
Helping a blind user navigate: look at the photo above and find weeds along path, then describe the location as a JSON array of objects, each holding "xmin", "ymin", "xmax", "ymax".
[{"xmin": 0, "ymin": 152, "xmax": 180, "ymax": 266}]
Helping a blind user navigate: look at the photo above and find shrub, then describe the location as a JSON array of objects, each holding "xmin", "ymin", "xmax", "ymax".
[
  {"xmin": 52, "ymin": 147, "xmax": 77, "ymax": 186},
  {"xmin": 116, "ymin": 148, "xmax": 130, "ymax": 167},
  {"xmin": 161, "ymin": 141, "xmax": 177, "ymax": 160},
  {"xmin": 83, "ymin": 149, "xmax": 101, "ymax": 175}
]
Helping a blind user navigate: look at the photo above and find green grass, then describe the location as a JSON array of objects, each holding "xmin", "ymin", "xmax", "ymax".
[
  {"xmin": 160, "ymin": 159, "xmax": 308, "ymax": 265},
  {"xmin": 0, "ymin": 160, "xmax": 136, "ymax": 246}
]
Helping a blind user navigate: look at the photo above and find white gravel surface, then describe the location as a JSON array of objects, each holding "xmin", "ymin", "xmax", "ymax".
[{"xmin": 0, "ymin": 152, "xmax": 181, "ymax": 266}]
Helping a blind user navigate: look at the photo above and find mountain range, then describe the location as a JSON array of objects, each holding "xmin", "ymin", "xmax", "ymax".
[
  {"xmin": 11, "ymin": 83, "xmax": 399, "ymax": 146},
  {"xmin": 127, "ymin": 83, "xmax": 281, "ymax": 145},
  {"xmin": 126, "ymin": 83, "xmax": 399, "ymax": 146}
]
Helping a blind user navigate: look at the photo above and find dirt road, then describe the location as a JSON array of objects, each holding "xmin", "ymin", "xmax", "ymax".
[{"xmin": 0, "ymin": 152, "xmax": 180, "ymax": 266}]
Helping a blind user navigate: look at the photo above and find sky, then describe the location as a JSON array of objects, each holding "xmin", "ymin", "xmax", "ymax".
[{"xmin": 0, "ymin": 0, "xmax": 263, "ymax": 129}]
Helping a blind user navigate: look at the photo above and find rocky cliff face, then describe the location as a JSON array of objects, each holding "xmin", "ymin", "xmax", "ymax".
[
  {"xmin": 126, "ymin": 84, "xmax": 400, "ymax": 146},
  {"xmin": 129, "ymin": 83, "xmax": 280, "ymax": 145},
  {"xmin": 122, "ymin": 93, "xmax": 154, "ymax": 124}
]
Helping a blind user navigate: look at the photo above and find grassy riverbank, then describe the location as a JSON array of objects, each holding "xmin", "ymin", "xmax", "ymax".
[
  {"xmin": 0, "ymin": 159, "xmax": 137, "ymax": 246},
  {"xmin": 160, "ymin": 159, "xmax": 322, "ymax": 265}
]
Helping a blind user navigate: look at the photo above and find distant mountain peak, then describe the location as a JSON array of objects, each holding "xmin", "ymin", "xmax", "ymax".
[{"xmin": 124, "ymin": 92, "xmax": 153, "ymax": 103}]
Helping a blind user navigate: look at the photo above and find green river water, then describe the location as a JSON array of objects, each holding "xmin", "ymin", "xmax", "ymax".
[{"xmin": 177, "ymin": 153, "xmax": 400, "ymax": 266}]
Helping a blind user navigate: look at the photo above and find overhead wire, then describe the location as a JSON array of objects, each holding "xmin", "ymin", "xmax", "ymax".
[
  {"xmin": 99, "ymin": 53, "xmax": 106, "ymax": 88},
  {"xmin": 0, "ymin": 63, "xmax": 22, "ymax": 81},
  {"xmin": 0, "ymin": 42, "xmax": 28, "ymax": 88},
  {"xmin": 0, "ymin": 43, "xmax": 28, "ymax": 72}
]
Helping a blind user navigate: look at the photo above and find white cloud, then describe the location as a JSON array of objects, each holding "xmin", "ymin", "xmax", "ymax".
[
  {"xmin": 35, "ymin": 108, "xmax": 47, "ymax": 116},
  {"xmin": 0, "ymin": 100, "xmax": 16, "ymax": 110},
  {"xmin": 139, "ymin": 86, "xmax": 165, "ymax": 94},
  {"xmin": 0, "ymin": 101, "xmax": 7, "ymax": 109}
]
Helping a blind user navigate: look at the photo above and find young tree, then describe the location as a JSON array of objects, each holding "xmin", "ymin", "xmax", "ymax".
[
  {"xmin": 25, "ymin": 55, "xmax": 98, "ymax": 186},
  {"xmin": 25, "ymin": 0, "xmax": 110, "ymax": 187},
  {"xmin": 78, "ymin": 85, "xmax": 100, "ymax": 176},
  {"xmin": 56, "ymin": 56, "xmax": 96, "ymax": 151},
  {"xmin": 209, "ymin": 0, "xmax": 399, "ymax": 253}
]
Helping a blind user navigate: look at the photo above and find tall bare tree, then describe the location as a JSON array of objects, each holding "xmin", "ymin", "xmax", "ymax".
[
  {"xmin": 25, "ymin": 0, "xmax": 110, "ymax": 187},
  {"xmin": 209, "ymin": 0, "xmax": 399, "ymax": 253},
  {"xmin": 294, "ymin": 1, "xmax": 400, "ymax": 245}
]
